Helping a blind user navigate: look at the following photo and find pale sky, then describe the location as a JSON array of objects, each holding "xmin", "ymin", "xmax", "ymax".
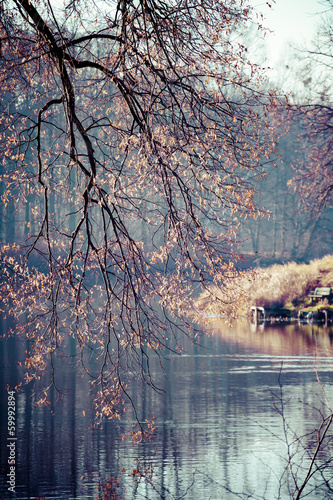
[{"xmin": 258, "ymin": 0, "xmax": 324, "ymax": 67}]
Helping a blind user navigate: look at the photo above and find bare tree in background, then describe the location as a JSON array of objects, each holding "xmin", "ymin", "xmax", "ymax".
[{"xmin": 289, "ymin": 0, "xmax": 333, "ymax": 213}]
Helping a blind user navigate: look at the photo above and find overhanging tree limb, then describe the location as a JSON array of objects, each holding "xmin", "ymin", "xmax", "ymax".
[{"xmin": 0, "ymin": 0, "xmax": 279, "ymax": 424}]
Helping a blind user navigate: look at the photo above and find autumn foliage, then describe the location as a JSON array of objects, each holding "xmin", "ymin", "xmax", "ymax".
[{"xmin": 0, "ymin": 0, "xmax": 279, "ymax": 420}]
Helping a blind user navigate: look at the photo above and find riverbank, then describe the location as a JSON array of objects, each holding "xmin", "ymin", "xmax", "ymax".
[{"xmin": 196, "ymin": 254, "xmax": 333, "ymax": 319}]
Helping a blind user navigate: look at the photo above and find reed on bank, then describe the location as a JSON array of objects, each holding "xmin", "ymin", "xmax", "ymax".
[{"xmin": 196, "ymin": 254, "xmax": 333, "ymax": 318}]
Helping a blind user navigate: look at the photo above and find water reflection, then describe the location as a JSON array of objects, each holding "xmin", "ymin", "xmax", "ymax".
[
  {"xmin": 1, "ymin": 317, "xmax": 333, "ymax": 499},
  {"xmin": 206, "ymin": 317, "xmax": 333, "ymax": 356}
]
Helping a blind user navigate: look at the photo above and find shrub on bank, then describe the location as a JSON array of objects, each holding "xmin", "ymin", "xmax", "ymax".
[{"xmin": 196, "ymin": 255, "xmax": 333, "ymax": 318}]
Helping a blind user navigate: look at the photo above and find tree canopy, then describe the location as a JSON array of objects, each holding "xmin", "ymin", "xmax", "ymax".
[
  {"xmin": 288, "ymin": 0, "xmax": 333, "ymax": 213},
  {"xmin": 0, "ymin": 0, "xmax": 278, "ymax": 423}
]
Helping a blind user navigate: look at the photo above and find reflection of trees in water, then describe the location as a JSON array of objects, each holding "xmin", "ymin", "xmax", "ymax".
[
  {"xmin": 2, "ymin": 316, "xmax": 333, "ymax": 499},
  {"xmin": 208, "ymin": 319, "xmax": 333, "ymax": 356},
  {"xmin": 94, "ymin": 365, "xmax": 333, "ymax": 500},
  {"xmin": 268, "ymin": 369, "xmax": 333, "ymax": 500},
  {"xmin": 102, "ymin": 329, "xmax": 333, "ymax": 499}
]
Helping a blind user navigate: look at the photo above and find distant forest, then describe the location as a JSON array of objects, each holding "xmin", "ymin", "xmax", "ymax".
[
  {"xmin": 239, "ymin": 116, "xmax": 333, "ymax": 266},
  {"xmin": 1, "ymin": 86, "xmax": 332, "ymax": 267}
]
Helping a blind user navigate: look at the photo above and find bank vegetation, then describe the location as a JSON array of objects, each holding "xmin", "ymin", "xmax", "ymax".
[{"xmin": 196, "ymin": 254, "xmax": 333, "ymax": 318}]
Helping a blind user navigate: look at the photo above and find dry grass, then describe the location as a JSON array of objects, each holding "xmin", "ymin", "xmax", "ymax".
[{"xmin": 196, "ymin": 255, "xmax": 333, "ymax": 318}]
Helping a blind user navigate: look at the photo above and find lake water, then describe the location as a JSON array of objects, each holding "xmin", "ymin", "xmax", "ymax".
[{"xmin": 1, "ymin": 317, "xmax": 333, "ymax": 499}]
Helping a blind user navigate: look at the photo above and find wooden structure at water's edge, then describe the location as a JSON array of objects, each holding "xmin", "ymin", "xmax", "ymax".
[
  {"xmin": 250, "ymin": 307, "xmax": 294, "ymax": 325},
  {"xmin": 250, "ymin": 306, "xmax": 332, "ymax": 326}
]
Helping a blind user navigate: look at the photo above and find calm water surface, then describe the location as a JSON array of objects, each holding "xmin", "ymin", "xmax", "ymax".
[{"xmin": 1, "ymin": 318, "xmax": 333, "ymax": 499}]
